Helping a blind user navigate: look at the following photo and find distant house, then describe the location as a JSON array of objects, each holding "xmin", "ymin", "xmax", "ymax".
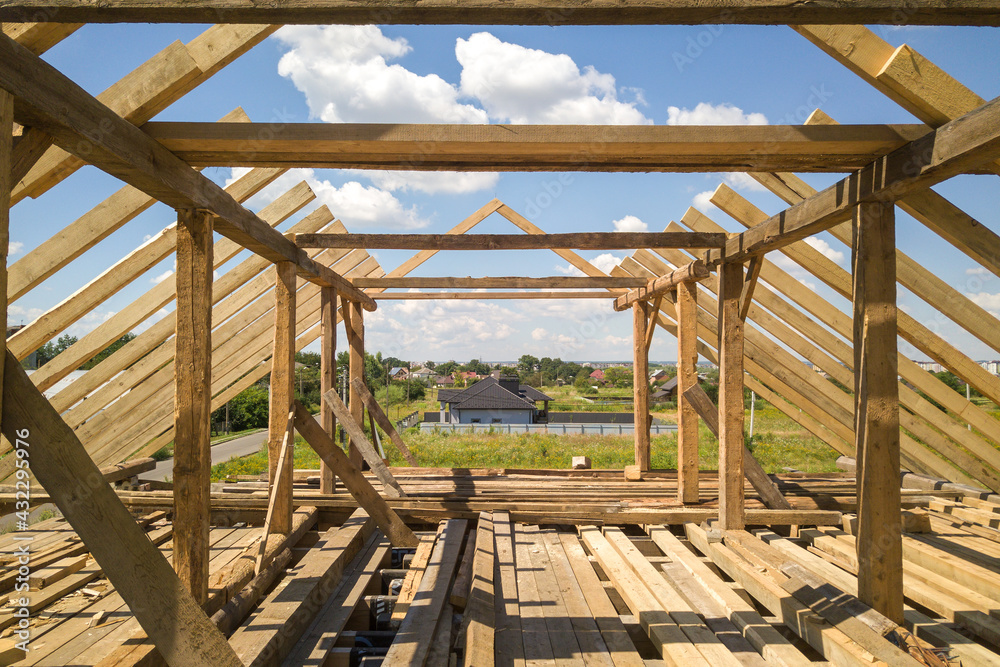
[
  {"xmin": 434, "ymin": 375, "xmax": 455, "ymax": 388},
  {"xmin": 651, "ymin": 377, "xmax": 679, "ymax": 402},
  {"xmin": 649, "ymin": 369, "xmax": 668, "ymax": 383},
  {"xmin": 389, "ymin": 366, "xmax": 409, "ymax": 380},
  {"xmin": 458, "ymin": 371, "xmax": 479, "ymax": 381},
  {"xmin": 438, "ymin": 376, "xmax": 554, "ymax": 425},
  {"xmin": 410, "ymin": 366, "xmax": 435, "ymax": 380},
  {"xmin": 589, "ymin": 369, "xmax": 605, "ymax": 382}
]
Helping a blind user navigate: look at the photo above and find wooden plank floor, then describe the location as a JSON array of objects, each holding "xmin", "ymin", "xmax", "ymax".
[{"xmin": 1, "ymin": 471, "xmax": 1000, "ymax": 665}]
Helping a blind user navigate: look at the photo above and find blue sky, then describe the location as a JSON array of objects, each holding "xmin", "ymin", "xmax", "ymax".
[{"xmin": 9, "ymin": 23, "xmax": 1000, "ymax": 364}]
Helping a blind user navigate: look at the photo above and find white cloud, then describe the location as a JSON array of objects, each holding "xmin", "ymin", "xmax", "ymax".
[
  {"xmin": 151, "ymin": 270, "xmax": 174, "ymax": 285},
  {"xmin": 456, "ymin": 32, "xmax": 650, "ymax": 125},
  {"xmin": 555, "ymin": 252, "xmax": 624, "ymax": 277},
  {"xmin": 532, "ymin": 327, "xmax": 549, "ymax": 341},
  {"xmin": 692, "ymin": 191, "xmax": 717, "ymax": 212},
  {"xmin": 723, "ymin": 173, "xmax": 768, "ymax": 192},
  {"xmin": 612, "ymin": 215, "xmax": 648, "ymax": 233},
  {"xmin": 276, "ymin": 26, "xmax": 488, "ymax": 124},
  {"xmin": 667, "ymin": 102, "xmax": 768, "ymax": 126},
  {"xmin": 8, "ymin": 241, "xmax": 23, "ymax": 256},
  {"xmin": 966, "ymin": 292, "xmax": 1000, "ymax": 318},
  {"xmin": 229, "ymin": 167, "xmax": 430, "ymax": 230},
  {"xmin": 311, "ymin": 179, "xmax": 429, "ymax": 230},
  {"xmin": 804, "ymin": 237, "xmax": 845, "ymax": 265},
  {"xmin": 360, "ymin": 170, "xmax": 499, "ymax": 195},
  {"xmin": 967, "ymin": 266, "xmax": 992, "ymax": 276}
]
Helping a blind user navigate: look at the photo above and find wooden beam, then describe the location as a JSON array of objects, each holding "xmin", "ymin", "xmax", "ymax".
[
  {"xmin": 374, "ymin": 291, "xmax": 612, "ymax": 300},
  {"xmin": 676, "ymin": 280, "xmax": 699, "ymax": 504},
  {"xmin": 707, "ymin": 93, "xmax": 1000, "ymax": 266},
  {"xmin": 683, "ymin": 384, "xmax": 792, "ymax": 511},
  {"xmin": 296, "ymin": 231, "xmax": 727, "ymax": 250},
  {"xmin": 718, "ymin": 261, "xmax": 745, "ymax": 529},
  {"xmin": 268, "ymin": 262, "xmax": 296, "ymax": 535},
  {"xmin": 351, "ymin": 377, "xmax": 419, "ymax": 466},
  {"xmin": 319, "ymin": 286, "xmax": 336, "ymax": 495},
  {"xmin": 343, "ymin": 300, "xmax": 365, "ymax": 468},
  {"xmin": 321, "ymin": 389, "xmax": 406, "ymax": 498},
  {"xmin": 739, "ymin": 256, "xmax": 761, "ymax": 322},
  {"xmin": 293, "ymin": 401, "xmax": 417, "ymax": 547},
  {"xmin": 4, "ymin": 21, "xmax": 81, "ymax": 54},
  {"xmin": 355, "ymin": 276, "xmax": 645, "ymax": 289},
  {"xmin": 614, "ymin": 260, "xmax": 709, "ymax": 311},
  {"xmin": 643, "ymin": 295, "xmax": 662, "ymax": 352},
  {"xmin": 256, "ymin": 411, "xmax": 294, "ymax": 574},
  {"xmin": 142, "ymin": 121, "xmax": 937, "ymax": 172},
  {"xmin": 633, "ymin": 301, "xmax": 650, "ymax": 472},
  {"xmin": 692, "ymin": 196, "xmax": 1000, "ymax": 486},
  {"xmin": 0, "ymin": 351, "xmax": 243, "ymax": 666},
  {"xmin": 172, "ymin": 208, "xmax": 213, "ymax": 606},
  {"xmin": 0, "ymin": 32, "xmax": 347, "ymax": 291},
  {"xmin": 3, "ymin": 1, "xmax": 1000, "ymax": 25},
  {"xmin": 853, "ymin": 200, "xmax": 904, "ymax": 625},
  {"xmin": 12, "ymin": 25, "xmax": 277, "ymax": 205}
]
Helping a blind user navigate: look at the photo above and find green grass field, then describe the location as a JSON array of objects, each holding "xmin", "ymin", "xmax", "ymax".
[{"xmin": 209, "ymin": 401, "xmax": 842, "ymax": 481}]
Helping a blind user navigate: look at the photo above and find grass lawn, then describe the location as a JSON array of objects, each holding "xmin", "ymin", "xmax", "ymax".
[{"xmin": 209, "ymin": 402, "xmax": 842, "ymax": 481}]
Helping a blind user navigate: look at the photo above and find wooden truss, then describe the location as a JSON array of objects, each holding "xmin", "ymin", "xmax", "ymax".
[{"xmin": 1, "ymin": 9, "xmax": 1000, "ymax": 665}]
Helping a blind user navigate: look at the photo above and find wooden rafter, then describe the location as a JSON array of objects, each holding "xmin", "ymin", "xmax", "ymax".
[
  {"xmin": 142, "ymin": 121, "xmax": 937, "ymax": 173},
  {"xmin": 0, "ymin": 33, "xmax": 373, "ymax": 308},
  {"xmin": 2, "ymin": 1, "xmax": 998, "ymax": 25},
  {"xmin": 296, "ymin": 231, "xmax": 727, "ymax": 250},
  {"xmin": 11, "ymin": 24, "xmax": 278, "ymax": 205},
  {"xmin": 667, "ymin": 215, "xmax": 1000, "ymax": 488},
  {"xmin": 706, "ymin": 93, "xmax": 1000, "ymax": 266}
]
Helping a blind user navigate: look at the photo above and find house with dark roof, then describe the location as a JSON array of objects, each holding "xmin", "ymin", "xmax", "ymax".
[
  {"xmin": 651, "ymin": 376, "xmax": 679, "ymax": 402},
  {"xmin": 438, "ymin": 376, "xmax": 554, "ymax": 425}
]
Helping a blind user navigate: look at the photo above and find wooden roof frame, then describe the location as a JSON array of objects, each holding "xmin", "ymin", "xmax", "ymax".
[
  {"xmin": 3, "ymin": 11, "xmax": 1000, "ymax": 665},
  {"xmin": 2, "ymin": 0, "xmax": 1000, "ymax": 26}
]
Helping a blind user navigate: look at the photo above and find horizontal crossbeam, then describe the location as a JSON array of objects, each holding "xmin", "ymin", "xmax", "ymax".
[
  {"xmin": 353, "ymin": 277, "xmax": 647, "ymax": 289},
  {"xmin": 142, "ymin": 122, "xmax": 938, "ymax": 173},
  {"xmin": 2, "ymin": 1, "xmax": 998, "ymax": 26},
  {"xmin": 613, "ymin": 261, "xmax": 710, "ymax": 311},
  {"xmin": 374, "ymin": 292, "xmax": 612, "ymax": 300},
  {"xmin": 296, "ymin": 232, "xmax": 727, "ymax": 251}
]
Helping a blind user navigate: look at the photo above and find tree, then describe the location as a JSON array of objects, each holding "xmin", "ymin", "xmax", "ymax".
[
  {"xmin": 425, "ymin": 360, "xmax": 436, "ymax": 370},
  {"xmin": 81, "ymin": 333, "xmax": 136, "ymax": 370},
  {"xmin": 295, "ymin": 351, "xmax": 321, "ymax": 368},
  {"xmin": 604, "ymin": 367, "xmax": 633, "ymax": 389},
  {"xmin": 462, "ymin": 358, "xmax": 490, "ymax": 376},
  {"xmin": 518, "ymin": 354, "xmax": 539, "ymax": 374},
  {"xmin": 35, "ymin": 334, "xmax": 77, "ymax": 367},
  {"xmin": 574, "ymin": 368, "xmax": 593, "ymax": 391},
  {"xmin": 436, "ymin": 361, "xmax": 458, "ymax": 376},
  {"xmin": 217, "ymin": 384, "xmax": 270, "ymax": 431}
]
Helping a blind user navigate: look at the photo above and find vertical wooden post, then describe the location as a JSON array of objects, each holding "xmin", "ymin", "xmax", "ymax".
[
  {"xmin": 268, "ymin": 262, "xmax": 296, "ymax": 535},
  {"xmin": 853, "ymin": 201, "xmax": 904, "ymax": 624},
  {"xmin": 677, "ymin": 281, "xmax": 700, "ymax": 504},
  {"xmin": 633, "ymin": 301, "xmax": 650, "ymax": 471},
  {"xmin": 0, "ymin": 90, "xmax": 12, "ymax": 426},
  {"xmin": 173, "ymin": 208, "xmax": 213, "ymax": 606},
  {"xmin": 320, "ymin": 286, "xmax": 337, "ymax": 493},
  {"xmin": 718, "ymin": 261, "xmax": 745, "ymax": 530},
  {"xmin": 344, "ymin": 299, "xmax": 365, "ymax": 468}
]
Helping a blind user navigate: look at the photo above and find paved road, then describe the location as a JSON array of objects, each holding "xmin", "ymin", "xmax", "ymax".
[{"xmin": 140, "ymin": 428, "xmax": 269, "ymax": 482}]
